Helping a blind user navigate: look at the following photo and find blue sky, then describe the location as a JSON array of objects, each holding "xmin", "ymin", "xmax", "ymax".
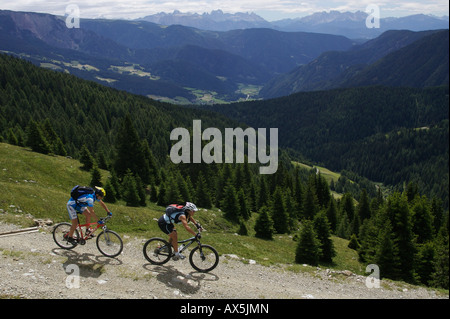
[{"xmin": 1, "ymin": 0, "xmax": 449, "ymax": 21}]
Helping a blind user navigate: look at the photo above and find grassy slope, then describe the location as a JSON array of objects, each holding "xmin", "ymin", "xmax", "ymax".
[{"xmin": 0, "ymin": 143, "xmax": 363, "ymax": 273}]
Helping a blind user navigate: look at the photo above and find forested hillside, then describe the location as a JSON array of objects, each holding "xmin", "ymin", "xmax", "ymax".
[
  {"xmin": 207, "ymin": 85, "xmax": 449, "ymax": 210},
  {"xmin": 0, "ymin": 53, "xmax": 448, "ymax": 288}
]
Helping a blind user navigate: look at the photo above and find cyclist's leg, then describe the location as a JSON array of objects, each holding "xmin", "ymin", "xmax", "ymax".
[
  {"xmin": 66, "ymin": 203, "xmax": 79, "ymax": 238},
  {"xmin": 158, "ymin": 217, "xmax": 176, "ymax": 250},
  {"xmin": 169, "ymin": 229, "xmax": 178, "ymax": 252}
]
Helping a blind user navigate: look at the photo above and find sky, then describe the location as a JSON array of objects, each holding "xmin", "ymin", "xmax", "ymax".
[{"xmin": 1, "ymin": 0, "xmax": 449, "ymax": 21}]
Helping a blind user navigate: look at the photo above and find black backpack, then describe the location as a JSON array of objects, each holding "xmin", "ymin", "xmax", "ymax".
[
  {"xmin": 70, "ymin": 185, "xmax": 94, "ymax": 204},
  {"xmin": 165, "ymin": 204, "xmax": 187, "ymax": 223}
]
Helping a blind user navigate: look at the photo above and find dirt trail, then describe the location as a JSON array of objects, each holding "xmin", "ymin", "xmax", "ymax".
[{"xmin": 0, "ymin": 222, "xmax": 447, "ymax": 301}]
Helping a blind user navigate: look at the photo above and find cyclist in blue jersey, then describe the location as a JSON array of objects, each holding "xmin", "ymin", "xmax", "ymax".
[
  {"xmin": 65, "ymin": 186, "xmax": 111, "ymax": 244},
  {"xmin": 158, "ymin": 202, "xmax": 201, "ymax": 260}
]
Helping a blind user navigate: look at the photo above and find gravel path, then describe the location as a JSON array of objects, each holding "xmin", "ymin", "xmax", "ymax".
[{"xmin": 0, "ymin": 222, "xmax": 447, "ymax": 300}]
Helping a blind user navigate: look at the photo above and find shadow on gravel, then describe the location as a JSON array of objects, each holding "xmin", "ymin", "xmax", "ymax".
[
  {"xmin": 143, "ymin": 263, "xmax": 219, "ymax": 295},
  {"xmin": 52, "ymin": 248, "xmax": 123, "ymax": 279}
]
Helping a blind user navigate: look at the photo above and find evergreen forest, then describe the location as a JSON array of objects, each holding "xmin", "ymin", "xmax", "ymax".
[{"xmin": 0, "ymin": 53, "xmax": 448, "ymax": 289}]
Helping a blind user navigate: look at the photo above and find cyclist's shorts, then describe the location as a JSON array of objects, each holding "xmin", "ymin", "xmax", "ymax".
[
  {"xmin": 158, "ymin": 216, "xmax": 175, "ymax": 234},
  {"xmin": 66, "ymin": 200, "xmax": 88, "ymax": 220}
]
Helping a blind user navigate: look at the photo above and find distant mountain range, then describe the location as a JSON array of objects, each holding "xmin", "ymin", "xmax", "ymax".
[
  {"xmin": 260, "ymin": 29, "xmax": 449, "ymax": 98},
  {"xmin": 140, "ymin": 9, "xmax": 449, "ymax": 38},
  {"xmin": 0, "ymin": 10, "xmax": 354, "ymax": 103},
  {"xmin": 0, "ymin": 9, "xmax": 448, "ymax": 103}
]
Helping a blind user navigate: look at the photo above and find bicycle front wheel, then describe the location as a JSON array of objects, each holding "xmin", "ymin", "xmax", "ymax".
[
  {"xmin": 96, "ymin": 230, "xmax": 123, "ymax": 258},
  {"xmin": 189, "ymin": 244, "xmax": 219, "ymax": 273},
  {"xmin": 52, "ymin": 222, "xmax": 79, "ymax": 250},
  {"xmin": 143, "ymin": 237, "xmax": 172, "ymax": 265}
]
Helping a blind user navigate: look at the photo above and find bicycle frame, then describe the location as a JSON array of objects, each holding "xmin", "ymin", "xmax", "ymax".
[
  {"xmin": 177, "ymin": 234, "xmax": 201, "ymax": 254},
  {"xmin": 75, "ymin": 215, "xmax": 110, "ymax": 243}
]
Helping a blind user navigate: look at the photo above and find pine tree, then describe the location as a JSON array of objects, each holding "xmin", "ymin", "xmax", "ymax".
[
  {"xmin": 385, "ymin": 192, "xmax": 416, "ymax": 282},
  {"xmin": 122, "ymin": 170, "xmax": 141, "ymax": 207},
  {"xmin": 303, "ymin": 185, "xmax": 318, "ymax": 220},
  {"xmin": 254, "ymin": 207, "xmax": 274, "ymax": 240},
  {"xmin": 271, "ymin": 187, "xmax": 289, "ymax": 234},
  {"xmin": 411, "ymin": 195, "xmax": 434, "ymax": 244},
  {"xmin": 221, "ymin": 182, "xmax": 240, "ymax": 222},
  {"xmin": 80, "ymin": 144, "xmax": 95, "ymax": 171},
  {"xmin": 26, "ymin": 120, "xmax": 51, "ymax": 154},
  {"xmin": 157, "ymin": 181, "xmax": 168, "ymax": 206},
  {"xmin": 114, "ymin": 114, "xmax": 147, "ymax": 182},
  {"xmin": 149, "ymin": 180, "xmax": 158, "ymax": 203},
  {"xmin": 195, "ymin": 171, "xmax": 212, "ymax": 209},
  {"xmin": 375, "ymin": 220, "xmax": 400, "ymax": 280},
  {"xmin": 415, "ymin": 242, "xmax": 436, "ymax": 286},
  {"xmin": 237, "ymin": 188, "xmax": 251, "ymax": 220},
  {"xmin": 7, "ymin": 128, "xmax": 18, "ymax": 145},
  {"xmin": 90, "ymin": 165, "xmax": 102, "ymax": 187},
  {"xmin": 295, "ymin": 220, "xmax": 321, "ymax": 266},
  {"xmin": 357, "ymin": 189, "xmax": 371, "ymax": 222},
  {"xmin": 326, "ymin": 197, "xmax": 338, "ymax": 233},
  {"xmin": 103, "ymin": 179, "xmax": 117, "ymax": 203},
  {"xmin": 431, "ymin": 214, "xmax": 449, "ymax": 289},
  {"xmin": 135, "ymin": 175, "xmax": 147, "ymax": 207},
  {"xmin": 238, "ymin": 221, "xmax": 248, "ymax": 236},
  {"xmin": 313, "ymin": 210, "xmax": 336, "ymax": 263}
]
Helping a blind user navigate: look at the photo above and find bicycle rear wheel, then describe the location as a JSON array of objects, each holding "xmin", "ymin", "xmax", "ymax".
[
  {"xmin": 189, "ymin": 244, "xmax": 219, "ymax": 273},
  {"xmin": 143, "ymin": 237, "xmax": 172, "ymax": 265},
  {"xmin": 52, "ymin": 222, "xmax": 79, "ymax": 250},
  {"xmin": 96, "ymin": 230, "xmax": 123, "ymax": 258}
]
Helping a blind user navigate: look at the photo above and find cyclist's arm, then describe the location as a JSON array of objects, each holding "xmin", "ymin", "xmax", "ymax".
[
  {"xmin": 98, "ymin": 199, "xmax": 111, "ymax": 215},
  {"xmin": 86, "ymin": 206, "xmax": 99, "ymax": 222},
  {"xmin": 190, "ymin": 216, "xmax": 202, "ymax": 230},
  {"xmin": 180, "ymin": 215, "xmax": 197, "ymax": 236}
]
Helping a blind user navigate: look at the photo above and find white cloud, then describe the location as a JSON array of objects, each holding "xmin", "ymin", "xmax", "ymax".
[{"xmin": 1, "ymin": 0, "xmax": 448, "ymax": 20}]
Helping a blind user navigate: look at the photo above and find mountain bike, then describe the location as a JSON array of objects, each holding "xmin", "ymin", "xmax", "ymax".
[
  {"xmin": 143, "ymin": 229, "xmax": 219, "ymax": 273},
  {"xmin": 52, "ymin": 214, "xmax": 123, "ymax": 258}
]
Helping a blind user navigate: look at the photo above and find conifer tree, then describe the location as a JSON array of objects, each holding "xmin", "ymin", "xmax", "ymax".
[
  {"xmin": 256, "ymin": 177, "xmax": 269, "ymax": 210},
  {"xmin": 114, "ymin": 114, "xmax": 147, "ymax": 182},
  {"xmin": 90, "ymin": 165, "xmax": 102, "ymax": 187},
  {"xmin": 303, "ymin": 185, "xmax": 318, "ymax": 220},
  {"xmin": 295, "ymin": 220, "xmax": 321, "ymax": 265},
  {"xmin": 271, "ymin": 187, "xmax": 289, "ymax": 234},
  {"xmin": 103, "ymin": 179, "xmax": 117, "ymax": 203},
  {"xmin": 157, "ymin": 181, "xmax": 168, "ymax": 206},
  {"xmin": 384, "ymin": 192, "xmax": 416, "ymax": 281},
  {"xmin": 326, "ymin": 197, "xmax": 338, "ymax": 233},
  {"xmin": 122, "ymin": 170, "xmax": 141, "ymax": 207},
  {"xmin": 149, "ymin": 180, "xmax": 158, "ymax": 203},
  {"xmin": 411, "ymin": 195, "xmax": 434, "ymax": 244},
  {"xmin": 431, "ymin": 221, "xmax": 449, "ymax": 289},
  {"xmin": 135, "ymin": 175, "xmax": 147, "ymax": 207},
  {"xmin": 195, "ymin": 171, "xmax": 212, "ymax": 209},
  {"xmin": 7, "ymin": 128, "xmax": 18, "ymax": 145},
  {"xmin": 26, "ymin": 120, "xmax": 51, "ymax": 154},
  {"xmin": 415, "ymin": 242, "xmax": 436, "ymax": 286},
  {"xmin": 313, "ymin": 210, "xmax": 336, "ymax": 263},
  {"xmin": 375, "ymin": 220, "xmax": 400, "ymax": 280},
  {"xmin": 221, "ymin": 182, "xmax": 240, "ymax": 222},
  {"xmin": 254, "ymin": 206, "xmax": 274, "ymax": 240},
  {"xmin": 238, "ymin": 188, "xmax": 251, "ymax": 220},
  {"xmin": 357, "ymin": 189, "xmax": 371, "ymax": 222},
  {"xmin": 80, "ymin": 144, "xmax": 95, "ymax": 171},
  {"xmin": 238, "ymin": 221, "xmax": 248, "ymax": 236}
]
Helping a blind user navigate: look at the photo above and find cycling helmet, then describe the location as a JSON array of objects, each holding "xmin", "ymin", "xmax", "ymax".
[
  {"xmin": 184, "ymin": 202, "xmax": 198, "ymax": 212},
  {"xmin": 95, "ymin": 186, "xmax": 106, "ymax": 197}
]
